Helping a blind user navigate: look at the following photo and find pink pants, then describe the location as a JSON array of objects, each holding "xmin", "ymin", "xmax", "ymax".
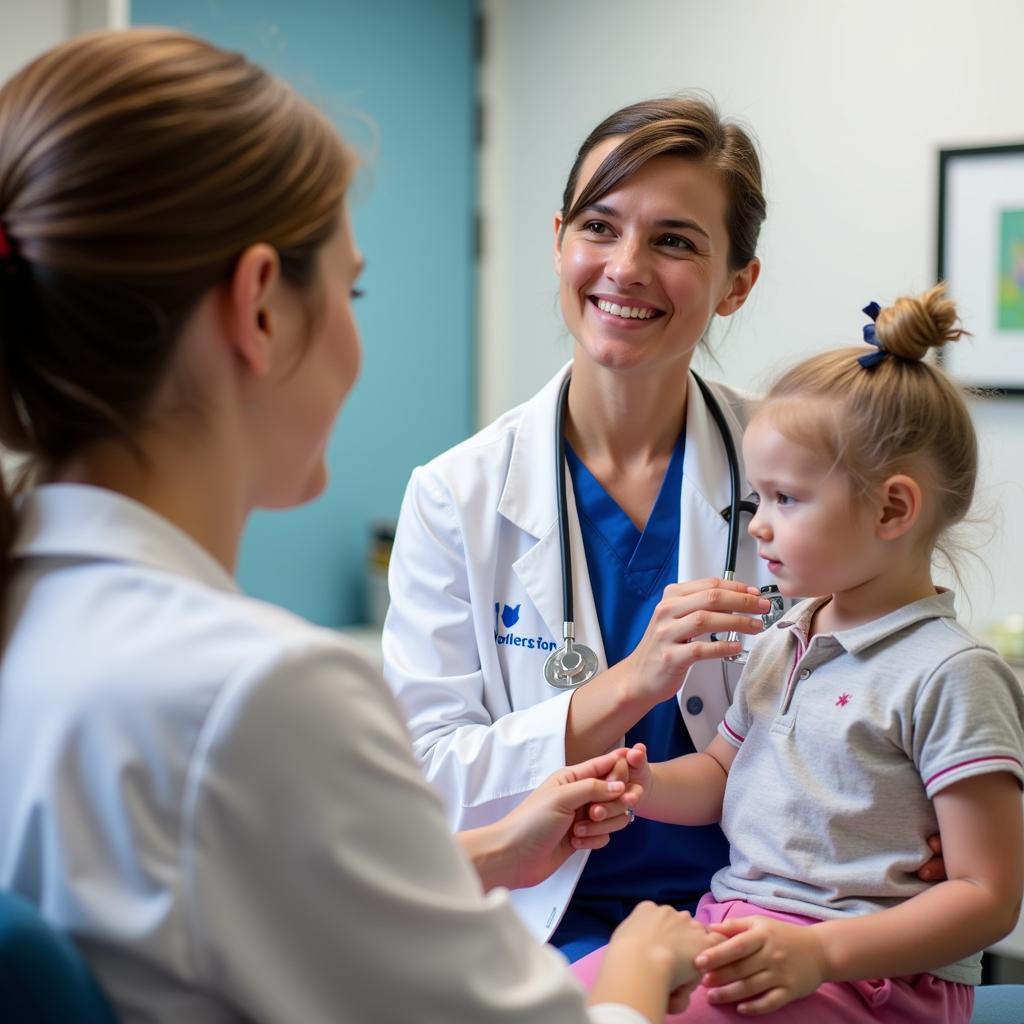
[{"xmin": 570, "ymin": 898, "xmax": 973, "ymax": 1024}]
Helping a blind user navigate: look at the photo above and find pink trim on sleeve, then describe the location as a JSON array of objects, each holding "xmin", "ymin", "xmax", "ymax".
[
  {"xmin": 721, "ymin": 720, "xmax": 745, "ymax": 745},
  {"xmin": 925, "ymin": 755, "xmax": 1023, "ymax": 789}
]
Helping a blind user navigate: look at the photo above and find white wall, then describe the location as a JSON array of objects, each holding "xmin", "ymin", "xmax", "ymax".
[
  {"xmin": 0, "ymin": 1, "xmax": 125, "ymax": 109},
  {"xmin": 479, "ymin": 0, "xmax": 1024, "ymax": 633},
  {"xmin": 0, "ymin": 1, "xmax": 69, "ymax": 75}
]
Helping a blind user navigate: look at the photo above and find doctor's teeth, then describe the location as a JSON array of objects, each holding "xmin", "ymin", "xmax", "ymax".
[{"xmin": 596, "ymin": 299, "xmax": 655, "ymax": 319}]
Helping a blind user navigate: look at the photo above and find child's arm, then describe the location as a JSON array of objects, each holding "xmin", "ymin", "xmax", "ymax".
[
  {"xmin": 633, "ymin": 735, "xmax": 738, "ymax": 825},
  {"xmin": 694, "ymin": 771, "xmax": 1024, "ymax": 1015}
]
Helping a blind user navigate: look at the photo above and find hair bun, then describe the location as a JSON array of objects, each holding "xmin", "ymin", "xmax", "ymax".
[{"xmin": 874, "ymin": 283, "xmax": 969, "ymax": 361}]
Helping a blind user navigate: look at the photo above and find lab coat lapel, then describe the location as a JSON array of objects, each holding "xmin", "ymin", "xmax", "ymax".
[
  {"xmin": 679, "ymin": 375, "xmax": 738, "ymax": 586},
  {"xmin": 499, "ymin": 363, "xmax": 607, "ymax": 671}
]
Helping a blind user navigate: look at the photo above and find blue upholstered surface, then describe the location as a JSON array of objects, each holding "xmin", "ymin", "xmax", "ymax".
[{"xmin": 0, "ymin": 891, "xmax": 117, "ymax": 1024}]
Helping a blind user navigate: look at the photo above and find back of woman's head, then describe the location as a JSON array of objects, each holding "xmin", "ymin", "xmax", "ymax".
[
  {"xmin": 0, "ymin": 27, "xmax": 352, "ymax": 467},
  {"xmin": 559, "ymin": 94, "xmax": 766, "ymax": 270},
  {"xmin": 761, "ymin": 284, "xmax": 976, "ymax": 553}
]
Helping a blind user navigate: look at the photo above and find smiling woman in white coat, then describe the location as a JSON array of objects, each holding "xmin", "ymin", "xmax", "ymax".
[
  {"xmin": 384, "ymin": 97, "xmax": 781, "ymax": 960},
  {"xmin": 0, "ymin": 33, "xmax": 724, "ymax": 1024}
]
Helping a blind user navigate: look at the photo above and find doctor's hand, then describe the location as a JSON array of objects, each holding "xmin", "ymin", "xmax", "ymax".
[
  {"xmin": 695, "ymin": 916, "xmax": 828, "ymax": 1015},
  {"xmin": 623, "ymin": 578, "xmax": 771, "ymax": 707},
  {"xmin": 460, "ymin": 748, "xmax": 643, "ymax": 892},
  {"xmin": 917, "ymin": 833, "xmax": 947, "ymax": 882},
  {"xmin": 592, "ymin": 904, "xmax": 722, "ymax": 1019}
]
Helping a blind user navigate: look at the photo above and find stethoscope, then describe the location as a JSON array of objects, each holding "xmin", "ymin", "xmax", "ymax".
[{"xmin": 543, "ymin": 370, "xmax": 783, "ymax": 690}]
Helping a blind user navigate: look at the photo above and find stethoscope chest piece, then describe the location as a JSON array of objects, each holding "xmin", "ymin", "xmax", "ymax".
[
  {"xmin": 543, "ymin": 634, "xmax": 599, "ymax": 689},
  {"xmin": 719, "ymin": 584, "xmax": 785, "ymax": 664}
]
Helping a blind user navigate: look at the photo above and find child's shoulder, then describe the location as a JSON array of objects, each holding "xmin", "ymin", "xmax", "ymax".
[
  {"xmin": 897, "ymin": 596, "xmax": 1006, "ymax": 674},
  {"xmin": 892, "ymin": 602, "xmax": 1022, "ymax": 710},
  {"xmin": 908, "ymin": 608, "xmax": 990, "ymax": 659},
  {"xmin": 838, "ymin": 591, "xmax": 989, "ymax": 670},
  {"xmin": 923, "ymin": 616, "xmax": 1019, "ymax": 688}
]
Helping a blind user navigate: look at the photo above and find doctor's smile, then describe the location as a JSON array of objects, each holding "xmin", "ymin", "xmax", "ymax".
[{"xmin": 589, "ymin": 295, "xmax": 663, "ymax": 321}]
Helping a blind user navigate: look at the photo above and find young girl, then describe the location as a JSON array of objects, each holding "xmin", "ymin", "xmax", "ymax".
[{"xmin": 573, "ymin": 284, "xmax": 1024, "ymax": 1022}]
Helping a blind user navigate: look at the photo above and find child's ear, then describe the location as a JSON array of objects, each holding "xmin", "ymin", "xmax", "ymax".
[{"xmin": 876, "ymin": 474, "xmax": 923, "ymax": 540}]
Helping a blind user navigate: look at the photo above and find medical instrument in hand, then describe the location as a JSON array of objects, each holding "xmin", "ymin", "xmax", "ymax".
[
  {"xmin": 544, "ymin": 370, "xmax": 750, "ymax": 689},
  {"xmin": 715, "ymin": 583, "xmax": 785, "ymax": 663}
]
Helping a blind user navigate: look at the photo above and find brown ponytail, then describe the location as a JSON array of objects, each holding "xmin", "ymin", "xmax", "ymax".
[{"xmin": 0, "ymin": 28, "xmax": 353, "ymax": 613}]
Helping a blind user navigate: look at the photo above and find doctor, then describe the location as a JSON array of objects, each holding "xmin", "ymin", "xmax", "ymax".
[{"xmin": 384, "ymin": 96, "xmax": 776, "ymax": 960}]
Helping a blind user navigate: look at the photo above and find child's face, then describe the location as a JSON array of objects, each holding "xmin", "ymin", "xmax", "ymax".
[{"xmin": 742, "ymin": 414, "xmax": 882, "ymax": 599}]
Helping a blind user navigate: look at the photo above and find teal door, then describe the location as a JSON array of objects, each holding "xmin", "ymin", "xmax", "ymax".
[{"xmin": 132, "ymin": 0, "xmax": 476, "ymax": 625}]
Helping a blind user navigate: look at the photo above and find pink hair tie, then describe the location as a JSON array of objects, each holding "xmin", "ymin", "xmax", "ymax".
[{"xmin": 0, "ymin": 221, "xmax": 10, "ymax": 261}]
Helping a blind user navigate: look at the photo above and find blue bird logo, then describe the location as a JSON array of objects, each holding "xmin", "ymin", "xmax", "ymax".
[{"xmin": 501, "ymin": 604, "xmax": 521, "ymax": 629}]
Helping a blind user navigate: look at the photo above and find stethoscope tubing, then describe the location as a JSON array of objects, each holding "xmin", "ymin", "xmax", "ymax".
[
  {"xmin": 555, "ymin": 373, "xmax": 575, "ymax": 626},
  {"xmin": 690, "ymin": 372, "xmax": 742, "ymax": 579},
  {"xmin": 545, "ymin": 369, "xmax": 744, "ymax": 688}
]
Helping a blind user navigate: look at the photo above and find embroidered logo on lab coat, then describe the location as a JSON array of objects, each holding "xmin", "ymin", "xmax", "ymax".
[
  {"xmin": 493, "ymin": 601, "xmax": 557, "ymax": 651},
  {"xmin": 499, "ymin": 603, "xmax": 521, "ymax": 629}
]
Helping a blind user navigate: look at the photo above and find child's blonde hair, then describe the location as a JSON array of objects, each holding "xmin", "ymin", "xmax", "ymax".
[{"xmin": 759, "ymin": 284, "xmax": 975, "ymax": 556}]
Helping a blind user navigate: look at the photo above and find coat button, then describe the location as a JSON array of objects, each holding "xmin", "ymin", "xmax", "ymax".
[
  {"xmin": 799, "ymin": 669, "xmax": 811, "ymax": 680},
  {"xmin": 686, "ymin": 696, "xmax": 704, "ymax": 715}
]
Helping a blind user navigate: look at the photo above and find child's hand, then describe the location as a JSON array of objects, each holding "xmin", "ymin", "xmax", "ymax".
[
  {"xmin": 577, "ymin": 743, "xmax": 649, "ymax": 834},
  {"xmin": 695, "ymin": 917, "xmax": 828, "ymax": 1015},
  {"xmin": 570, "ymin": 750, "xmax": 643, "ymax": 843},
  {"xmin": 622, "ymin": 741, "xmax": 653, "ymax": 806},
  {"xmin": 597, "ymin": 742, "xmax": 652, "ymax": 815}
]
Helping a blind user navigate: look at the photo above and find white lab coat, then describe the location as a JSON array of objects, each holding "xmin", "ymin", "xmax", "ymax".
[
  {"xmin": 383, "ymin": 363, "xmax": 773, "ymax": 940},
  {"xmin": 0, "ymin": 484, "xmax": 644, "ymax": 1024}
]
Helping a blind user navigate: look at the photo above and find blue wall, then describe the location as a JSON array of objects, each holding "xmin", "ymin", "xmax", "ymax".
[{"xmin": 132, "ymin": 0, "xmax": 476, "ymax": 625}]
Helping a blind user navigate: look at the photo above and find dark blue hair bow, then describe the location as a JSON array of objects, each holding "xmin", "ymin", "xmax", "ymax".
[{"xmin": 857, "ymin": 301, "xmax": 886, "ymax": 368}]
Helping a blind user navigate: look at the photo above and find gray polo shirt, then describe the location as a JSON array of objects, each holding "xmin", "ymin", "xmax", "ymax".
[{"xmin": 712, "ymin": 590, "xmax": 1024, "ymax": 984}]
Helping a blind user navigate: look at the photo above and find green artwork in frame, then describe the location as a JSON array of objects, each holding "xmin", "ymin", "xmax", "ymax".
[
  {"xmin": 939, "ymin": 142, "xmax": 1024, "ymax": 391},
  {"xmin": 998, "ymin": 209, "xmax": 1024, "ymax": 329}
]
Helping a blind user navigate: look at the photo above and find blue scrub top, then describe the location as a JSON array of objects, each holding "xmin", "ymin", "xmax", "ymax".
[{"xmin": 550, "ymin": 434, "xmax": 730, "ymax": 963}]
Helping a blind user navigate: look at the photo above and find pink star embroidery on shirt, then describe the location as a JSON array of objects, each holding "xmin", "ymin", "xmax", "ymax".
[{"xmin": 835, "ymin": 693, "xmax": 852, "ymax": 707}]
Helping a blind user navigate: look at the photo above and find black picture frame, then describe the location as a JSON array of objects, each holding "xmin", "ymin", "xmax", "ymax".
[{"xmin": 937, "ymin": 142, "xmax": 1024, "ymax": 394}]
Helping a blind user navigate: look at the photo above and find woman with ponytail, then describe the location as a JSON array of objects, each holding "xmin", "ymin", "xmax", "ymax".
[{"xmin": 0, "ymin": 29, "xmax": 717, "ymax": 1024}]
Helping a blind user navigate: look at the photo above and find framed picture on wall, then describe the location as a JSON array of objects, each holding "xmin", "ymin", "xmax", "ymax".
[{"xmin": 938, "ymin": 142, "xmax": 1024, "ymax": 393}]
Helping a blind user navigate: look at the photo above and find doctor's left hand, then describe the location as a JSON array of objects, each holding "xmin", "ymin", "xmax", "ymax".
[{"xmin": 492, "ymin": 749, "xmax": 643, "ymax": 891}]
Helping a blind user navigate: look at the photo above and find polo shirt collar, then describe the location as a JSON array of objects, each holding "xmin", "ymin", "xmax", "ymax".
[
  {"xmin": 771, "ymin": 589, "xmax": 957, "ymax": 654},
  {"xmin": 11, "ymin": 483, "xmax": 239, "ymax": 595}
]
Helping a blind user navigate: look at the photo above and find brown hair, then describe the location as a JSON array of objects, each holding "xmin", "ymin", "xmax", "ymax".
[
  {"xmin": 0, "ymin": 28, "xmax": 352, "ymax": 574},
  {"xmin": 559, "ymin": 95, "xmax": 766, "ymax": 270},
  {"xmin": 759, "ymin": 284, "xmax": 975, "ymax": 558}
]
